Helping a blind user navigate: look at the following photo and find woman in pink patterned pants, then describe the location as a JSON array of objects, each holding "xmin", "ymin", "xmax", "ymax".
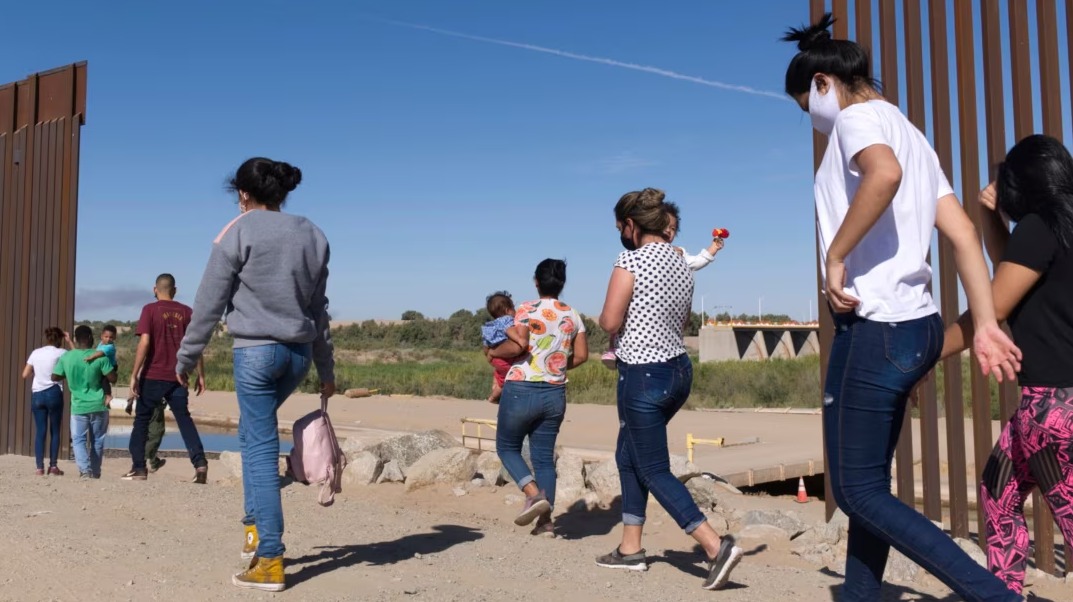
[{"xmin": 940, "ymin": 134, "xmax": 1073, "ymax": 594}]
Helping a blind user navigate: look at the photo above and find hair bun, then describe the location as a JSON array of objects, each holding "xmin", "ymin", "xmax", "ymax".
[
  {"xmin": 783, "ymin": 12, "xmax": 835, "ymax": 51},
  {"xmin": 272, "ymin": 161, "xmax": 302, "ymax": 192},
  {"xmin": 637, "ymin": 187, "xmax": 666, "ymax": 208}
]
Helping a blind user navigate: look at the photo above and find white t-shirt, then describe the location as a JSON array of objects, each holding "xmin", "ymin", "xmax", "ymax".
[
  {"xmin": 614, "ymin": 242, "xmax": 694, "ymax": 364},
  {"xmin": 814, "ymin": 100, "xmax": 952, "ymax": 322},
  {"xmin": 26, "ymin": 346, "xmax": 66, "ymax": 393}
]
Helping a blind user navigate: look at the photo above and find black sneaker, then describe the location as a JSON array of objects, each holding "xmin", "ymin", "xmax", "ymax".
[
  {"xmin": 513, "ymin": 493, "xmax": 550, "ymax": 526},
  {"xmin": 149, "ymin": 458, "xmax": 166, "ymax": 473},
  {"xmin": 702, "ymin": 535, "xmax": 743, "ymax": 590},
  {"xmin": 121, "ymin": 469, "xmax": 148, "ymax": 481},
  {"xmin": 192, "ymin": 466, "xmax": 208, "ymax": 485},
  {"xmin": 595, "ymin": 547, "xmax": 648, "ymax": 572}
]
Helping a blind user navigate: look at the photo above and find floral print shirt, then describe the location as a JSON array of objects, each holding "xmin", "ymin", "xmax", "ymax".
[{"xmin": 505, "ymin": 298, "xmax": 585, "ymax": 385}]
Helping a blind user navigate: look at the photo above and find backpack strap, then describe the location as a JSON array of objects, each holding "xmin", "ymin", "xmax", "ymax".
[{"xmin": 317, "ymin": 395, "xmax": 346, "ymax": 507}]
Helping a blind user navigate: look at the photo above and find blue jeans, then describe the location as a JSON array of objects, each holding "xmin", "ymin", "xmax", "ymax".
[
  {"xmin": 129, "ymin": 379, "xmax": 206, "ymax": 470},
  {"xmin": 71, "ymin": 411, "xmax": 108, "ymax": 476},
  {"xmin": 235, "ymin": 343, "xmax": 312, "ymax": 559},
  {"xmin": 31, "ymin": 386, "xmax": 64, "ymax": 469},
  {"xmin": 825, "ymin": 312, "xmax": 1020, "ymax": 601},
  {"xmin": 616, "ymin": 354, "xmax": 705, "ymax": 533},
  {"xmin": 496, "ymin": 381, "xmax": 566, "ymax": 508}
]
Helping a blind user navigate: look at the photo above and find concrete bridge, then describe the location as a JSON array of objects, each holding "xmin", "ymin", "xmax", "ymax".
[{"xmin": 698, "ymin": 324, "xmax": 820, "ymax": 362}]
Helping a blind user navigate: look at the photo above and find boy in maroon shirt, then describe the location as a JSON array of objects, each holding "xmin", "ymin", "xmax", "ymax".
[{"xmin": 123, "ymin": 273, "xmax": 209, "ymax": 482}]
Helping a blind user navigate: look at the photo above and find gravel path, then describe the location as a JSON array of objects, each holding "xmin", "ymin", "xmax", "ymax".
[{"xmin": 1, "ymin": 455, "xmax": 1063, "ymax": 601}]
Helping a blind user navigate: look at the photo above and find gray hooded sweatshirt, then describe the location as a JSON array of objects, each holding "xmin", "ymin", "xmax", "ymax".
[{"xmin": 176, "ymin": 210, "xmax": 335, "ymax": 382}]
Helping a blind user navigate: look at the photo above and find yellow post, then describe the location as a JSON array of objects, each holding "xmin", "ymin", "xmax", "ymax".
[{"xmin": 687, "ymin": 432, "xmax": 725, "ymax": 463}]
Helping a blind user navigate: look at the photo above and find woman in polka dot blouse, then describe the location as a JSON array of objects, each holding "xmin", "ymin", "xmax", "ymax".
[{"xmin": 595, "ymin": 188, "xmax": 742, "ymax": 590}]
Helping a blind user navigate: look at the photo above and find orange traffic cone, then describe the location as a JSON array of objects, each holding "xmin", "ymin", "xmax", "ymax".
[{"xmin": 795, "ymin": 477, "xmax": 809, "ymax": 503}]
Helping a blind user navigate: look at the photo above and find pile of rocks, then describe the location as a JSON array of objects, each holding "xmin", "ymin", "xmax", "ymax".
[{"xmin": 217, "ymin": 430, "xmax": 741, "ymax": 516}]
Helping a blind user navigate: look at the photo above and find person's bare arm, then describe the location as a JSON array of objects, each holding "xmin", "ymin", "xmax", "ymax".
[
  {"xmin": 104, "ymin": 366, "xmax": 118, "ymax": 384},
  {"xmin": 599, "ymin": 268, "xmax": 635, "ymax": 334},
  {"xmin": 934, "ymin": 194, "xmax": 1021, "ymax": 379},
  {"xmin": 504, "ymin": 325, "xmax": 528, "ymax": 349},
  {"xmin": 977, "ymin": 182, "xmax": 1011, "ymax": 266},
  {"xmin": 195, "ymin": 357, "xmax": 206, "ymax": 396},
  {"xmin": 568, "ymin": 332, "xmax": 589, "ymax": 369},
  {"xmin": 22, "ymin": 364, "xmax": 33, "ymax": 379},
  {"xmin": 824, "ymin": 144, "xmax": 903, "ymax": 312},
  {"xmin": 705, "ymin": 237, "xmax": 725, "ymax": 257},
  {"xmin": 129, "ymin": 334, "xmax": 150, "ymax": 396},
  {"xmin": 488, "ymin": 326, "xmax": 529, "ymax": 359},
  {"xmin": 83, "ymin": 350, "xmax": 105, "ymax": 363},
  {"xmin": 940, "ymin": 262, "xmax": 1042, "ymax": 360}
]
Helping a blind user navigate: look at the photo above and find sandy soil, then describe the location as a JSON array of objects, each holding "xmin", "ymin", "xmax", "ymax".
[{"xmin": 2, "ymin": 454, "xmax": 1065, "ymax": 601}]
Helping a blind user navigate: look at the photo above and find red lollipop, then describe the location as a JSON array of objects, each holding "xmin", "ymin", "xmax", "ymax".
[{"xmin": 712, "ymin": 228, "xmax": 730, "ymax": 239}]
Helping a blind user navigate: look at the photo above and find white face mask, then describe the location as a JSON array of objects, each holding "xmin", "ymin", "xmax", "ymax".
[{"xmin": 809, "ymin": 78, "xmax": 841, "ymax": 136}]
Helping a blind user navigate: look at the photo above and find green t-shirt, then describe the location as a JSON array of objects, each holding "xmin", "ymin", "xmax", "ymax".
[{"xmin": 52, "ymin": 349, "xmax": 114, "ymax": 415}]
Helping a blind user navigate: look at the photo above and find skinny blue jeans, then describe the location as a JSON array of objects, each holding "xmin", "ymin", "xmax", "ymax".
[
  {"xmin": 496, "ymin": 381, "xmax": 566, "ymax": 508},
  {"xmin": 825, "ymin": 311, "xmax": 1020, "ymax": 601},
  {"xmin": 616, "ymin": 354, "xmax": 706, "ymax": 534},
  {"xmin": 234, "ymin": 342, "xmax": 311, "ymax": 559},
  {"xmin": 31, "ymin": 386, "xmax": 64, "ymax": 469}
]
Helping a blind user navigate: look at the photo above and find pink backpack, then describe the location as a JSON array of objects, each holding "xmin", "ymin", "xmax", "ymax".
[{"xmin": 286, "ymin": 396, "xmax": 346, "ymax": 506}]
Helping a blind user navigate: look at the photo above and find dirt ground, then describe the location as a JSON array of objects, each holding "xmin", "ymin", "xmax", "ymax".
[{"xmin": 2, "ymin": 454, "xmax": 1065, "ymax": 601}]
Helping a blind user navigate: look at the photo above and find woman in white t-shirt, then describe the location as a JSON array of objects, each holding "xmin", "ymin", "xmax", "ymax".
[
  {"xmin": 594, "ymin": 188, "xmax": 742, "ymax": 591},
  {"xmin": 21, "ymin": 327, "xmax": 72, "ymax": 476},
  {"xmin": 783, "ymin": 14, "xmax": 1023, "ymax": 602}
]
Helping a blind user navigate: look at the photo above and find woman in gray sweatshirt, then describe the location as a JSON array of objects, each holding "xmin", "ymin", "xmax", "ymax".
[{"xmin": 176, "ymin": 157, "xmax": 335, "ymax": 593}]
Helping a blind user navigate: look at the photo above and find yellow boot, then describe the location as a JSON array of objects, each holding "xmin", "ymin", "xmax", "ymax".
[
  {"xmin": 232, "ymin": 556, "xmax": 285, "ymax": 592},
  {"xmin": 241, "ymin": 525, "xmax": 258, "ymax": 561}
]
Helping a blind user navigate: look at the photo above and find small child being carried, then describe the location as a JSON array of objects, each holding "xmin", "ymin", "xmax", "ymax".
[
  {"xmin": 84, "ymin": 324, "xmax": 119, "ymax": 405},
  {"xmin": 481, "ymin": 291, "xmax": 528, "ymax": 403},
  {"xmin": 602, "ymin": 202, "xmax": 727, "ymax": 368}
]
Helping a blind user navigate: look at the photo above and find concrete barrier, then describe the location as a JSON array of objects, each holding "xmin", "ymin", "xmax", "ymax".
[{"xmin": 699, "ymin": 325, "xmax": 820, "ymax": 362}]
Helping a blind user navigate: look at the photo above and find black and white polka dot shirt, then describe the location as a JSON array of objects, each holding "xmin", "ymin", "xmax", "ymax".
[{"xmin": 614, "ymin": 242, "xmax": 694, "ymax": 364}]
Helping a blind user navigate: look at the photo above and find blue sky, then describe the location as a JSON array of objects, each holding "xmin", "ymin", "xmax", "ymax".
[{"xmin": 5, "ymin": 1, "xmax": 1055, "ymax": 322}]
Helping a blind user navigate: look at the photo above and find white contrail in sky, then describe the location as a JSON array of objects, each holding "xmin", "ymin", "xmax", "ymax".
[{"xmin": 374, "ymin": 18, "xmax": 789, "ymax": 102}]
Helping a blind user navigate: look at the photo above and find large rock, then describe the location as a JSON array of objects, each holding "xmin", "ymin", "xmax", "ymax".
[
  {"xmin": 738, "ymin": 524, "xmax": 792, "ymax": 542},
  {"xmin": 823, "ymin": 509, "xmax": 850, "ymax": 544},
  {"xmin": 792, "ymin": 540, "xmax": 839, "ymax": 567},
  {"xmin": 708, "ymin": 514, "xmax": 730, "ymax": 533},
  {"xmin": 742, "ymin": 510, "xmax": 807, "ymax": 538},
  {"xmin": 377, "ymin": 460, "xmax": 406, "ymax": 484},
  {"xmin": 585, "ymin": 460, "xmax": 621, "ymax": 503},
  {"xmin": 555, "ymin": 453, "xmax": 586, "ymax": 506},
  {"xmin": 219, "ymin": 451, "xmax": 243, "ymax": 479},
  {"xmin": 883, "ymin": 548, "xmax": 919, "ymax": 583},
  {"xmin": 669, "ymin": 454, "xmax": 702, "ymax": 482},
  {"xmin": 341, "ymin": 451, "xmax": 382, "ymax": 486},
  {"xmin": 404, "ymin": 448, "xmax": 478, "ymax": 491},
  {"xmin": 955, "ymin": 538, "xmax": 988, "ymax": 568},
  {"xmin": 686, "ymin": 476, "xmax": 721, "ymax": 511},
  {"xmin": 340, "ymin": 436, "xmax": 376, "ymax": 462},
  {"xmin": 566, "ymin": 490, "xmax": 603, "ymax": 512},
  {"xmin": 372, "ymin": 430, "xmax": 459, "ymax": 470},
  {"xmin": 474, "ymin": 452, "xmax": 503, "ymax": 482}
]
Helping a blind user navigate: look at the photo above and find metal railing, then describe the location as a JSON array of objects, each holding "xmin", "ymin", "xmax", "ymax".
[{"xmin": 461, "ymin": 418, "xmax": 497, "ymax": 451}]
